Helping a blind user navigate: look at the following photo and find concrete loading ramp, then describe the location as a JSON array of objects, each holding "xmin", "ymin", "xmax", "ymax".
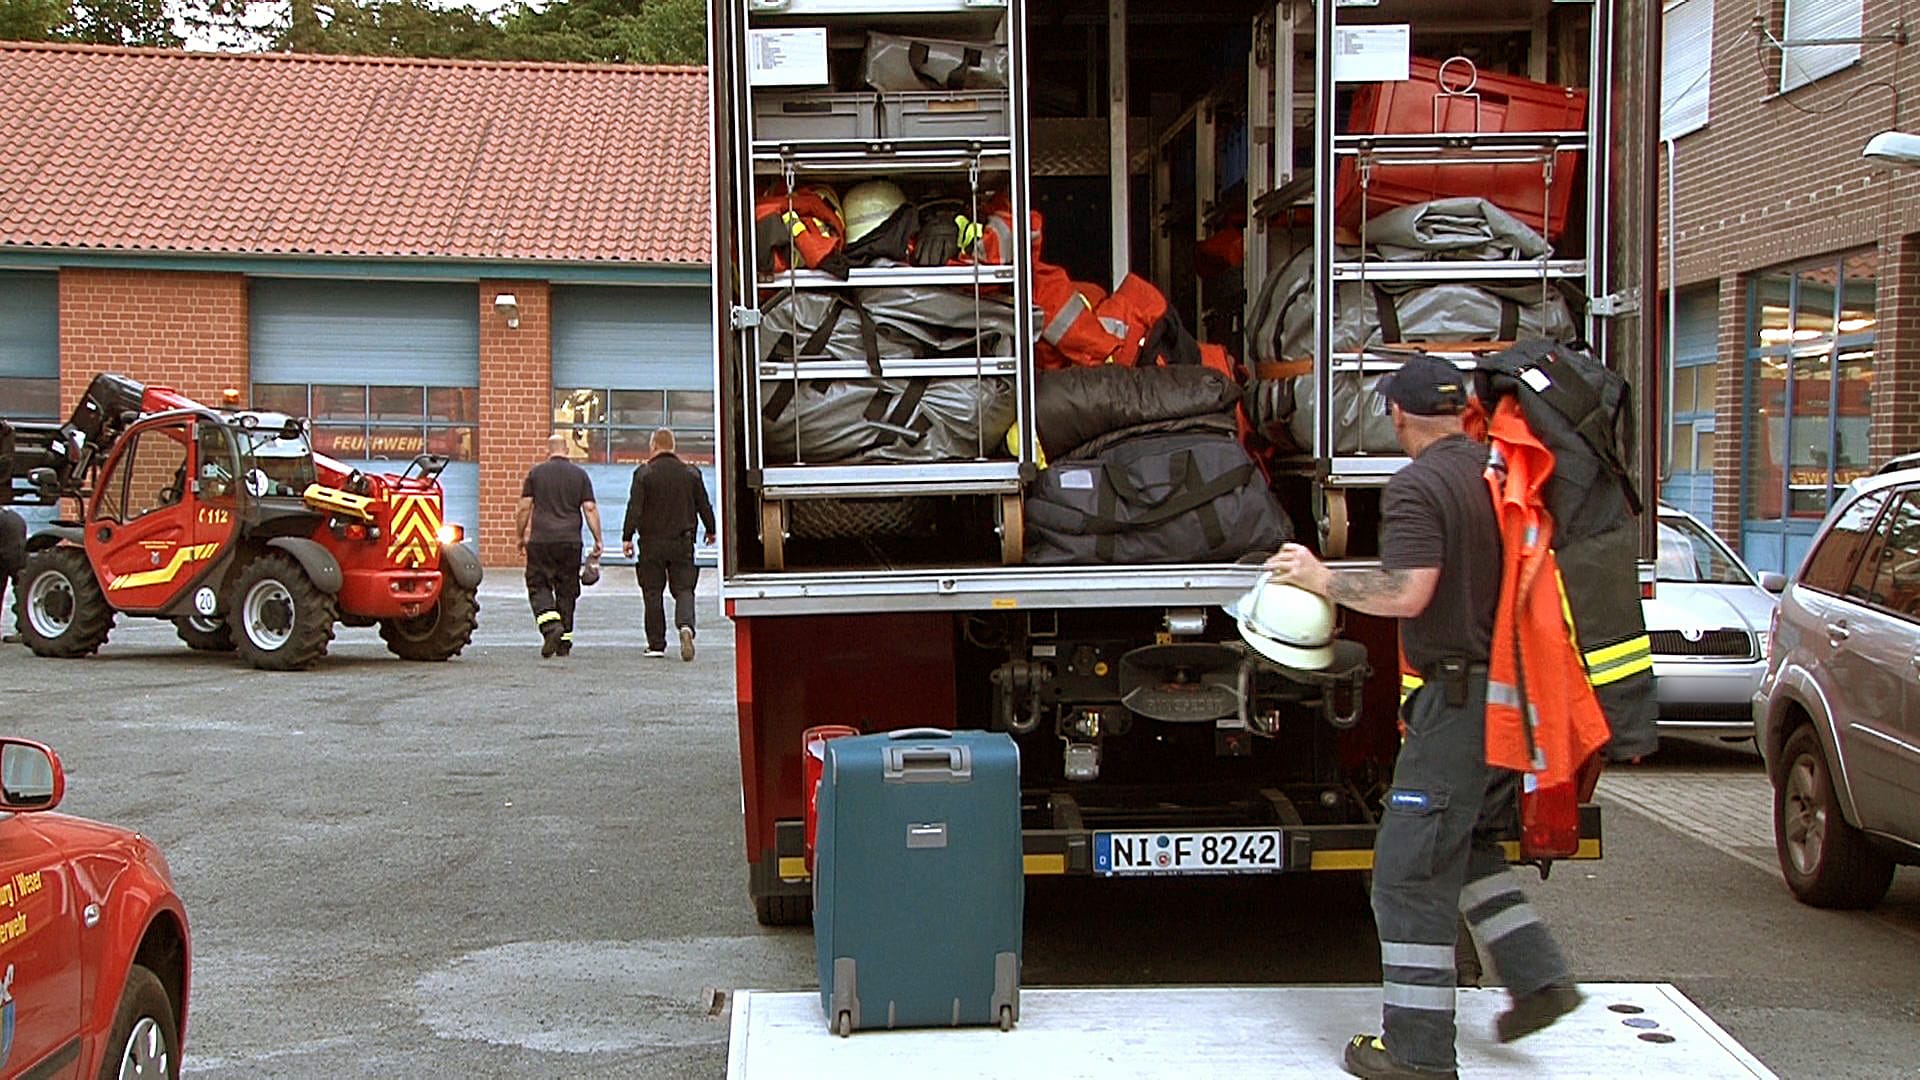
[{"xmin": 729, "ymin": 984, "xmax": 1775, "ymax": 1078}]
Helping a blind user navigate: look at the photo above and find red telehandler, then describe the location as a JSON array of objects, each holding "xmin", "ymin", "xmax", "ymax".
[{"xmin": 3, "ymin": 374, "xmax": 481, "ymax": 670}]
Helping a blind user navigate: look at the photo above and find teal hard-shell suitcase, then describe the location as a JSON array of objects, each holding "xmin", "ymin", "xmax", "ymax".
[{"xmin": 813, "ymin": 728, "xmax": 1023, "ymax": 1035}]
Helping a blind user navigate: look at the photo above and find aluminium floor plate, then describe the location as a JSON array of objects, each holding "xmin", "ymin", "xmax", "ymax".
[{"xmin": 727, "ymin": 984, "xmax": 1775, "ymax": 1079}]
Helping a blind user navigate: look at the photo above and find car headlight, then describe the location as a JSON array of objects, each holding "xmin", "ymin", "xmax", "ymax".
[
  {"xmin": 437, "ymin": 523, "xmax": 464, "ymax": 545},
  {"xmin": 1755, "ymin": 631, "xmax": 1771, "ymax": 659}
]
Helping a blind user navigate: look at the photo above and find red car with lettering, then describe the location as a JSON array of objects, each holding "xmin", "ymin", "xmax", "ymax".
[{"xmin": 0, "ymin": 738, "xmax": 188, "ymax": 1079}]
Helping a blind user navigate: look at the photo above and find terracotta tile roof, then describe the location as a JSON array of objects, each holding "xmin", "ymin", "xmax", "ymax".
[{"xmin": 0, "ymin": 42, "xmax": 710, "ymax": 265}]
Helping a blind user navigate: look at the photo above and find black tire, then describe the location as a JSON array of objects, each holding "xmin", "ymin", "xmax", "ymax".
[
  {"xmin": 173, "ymin": 615, "xmax": 235, "ymax": 652},
  {"xmin": 377, "ymin": 578, "xmax": 479, "ymax": 661},
  {"xmin": 14, "ymin": 546, "xmax": 114, "ymax": 658},
  {"xmin": 231, "ymin": 552, "xmax": 336, "ymax": 671},
  {"xmin": 754, "ymin": 893, "xmax": 812, "ymax": 928},
  {"xmin": 1773, "ymin": 725, "xmax": 1896, "ymax": 909},
  {"xmin": 96, "ymin": 963, "xmax": 179, "ymax": 1080}
]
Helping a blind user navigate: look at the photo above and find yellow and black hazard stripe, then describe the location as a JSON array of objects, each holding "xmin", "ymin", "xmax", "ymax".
[
  {"xmin": 1584, "ymin": 634, "xmax": 1653, "ymax": 686},
  {"xmin": 1399, "ymin": 672, "xmax": 1424, "ymax": 706},
  {"xmin": 386, "ymin": 494, "xmax": 445, "ymax": 569}
]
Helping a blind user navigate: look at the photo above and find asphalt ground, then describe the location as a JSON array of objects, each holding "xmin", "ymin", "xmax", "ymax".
[{"xmin": 1, "ymin": 579, "xmax": 1916, "ymax": 1078}]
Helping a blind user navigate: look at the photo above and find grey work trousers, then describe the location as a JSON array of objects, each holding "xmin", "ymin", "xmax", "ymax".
[{"xmin": 1372, "ymin": 675, "xmax": 1572, "ymax": 1072}]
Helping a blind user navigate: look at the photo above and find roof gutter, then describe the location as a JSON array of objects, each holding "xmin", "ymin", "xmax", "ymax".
[{"xmin": 0, "ymin": 245, "xmax": 712, "ymax": 286}]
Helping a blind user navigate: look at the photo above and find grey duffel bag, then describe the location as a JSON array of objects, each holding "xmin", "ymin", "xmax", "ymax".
[
  {"xmin": 761, "ymin": 376, "xmax": 1015, "ymax": 465},
  {"xmin": 1025, "ymin": 431, "xmax": 1291, "ymax": 565}
]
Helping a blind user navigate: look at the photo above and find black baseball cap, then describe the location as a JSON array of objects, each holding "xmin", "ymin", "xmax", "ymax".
[{"xmin": 1377, "ymin": 354, "xmax": 1468, "ymax": 416}]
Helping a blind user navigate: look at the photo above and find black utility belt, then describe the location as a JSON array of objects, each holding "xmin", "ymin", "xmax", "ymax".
[{"xmin": 1418, "ymin": 658, "xmax": 1489, "ymax": 707}]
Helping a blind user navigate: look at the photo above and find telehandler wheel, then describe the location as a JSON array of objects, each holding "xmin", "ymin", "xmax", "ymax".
[
  {"xmin": 14, "ymin": 546, "xmax": 114, "ymax": 658},
  {"xmin": 753, "ymin": 893, "xmax": 811, "ymax": 927},
  {"xmin": 173, "ymin": 615, "xmax": 235, "ymax": 652},
  {"xmin": 378, "ymin": 577, "xmax": 479, "ymax": 661},
  {"xmin": 232, "ymin": 552, "xmax": 336, "ymax": 671}
]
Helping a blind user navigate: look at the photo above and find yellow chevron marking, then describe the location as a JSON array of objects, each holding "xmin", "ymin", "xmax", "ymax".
[
  {"xmin": 108, "ymin": 543, "xmax": 220, "ymax": 591},
  {"xmin": 386, "ymin": 494, "xmax": 445, "ymax": 568}
]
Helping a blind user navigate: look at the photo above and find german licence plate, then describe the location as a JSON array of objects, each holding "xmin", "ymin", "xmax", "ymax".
[{"xmin": 1094, "ymin": 829, "xmax": 1284, "ymax": 876}]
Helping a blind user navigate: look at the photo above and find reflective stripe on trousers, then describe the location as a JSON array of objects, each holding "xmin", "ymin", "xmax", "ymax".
[{"xmin": 1371, "ymin": 675, "xmax": 1572, "ymax": 1072}]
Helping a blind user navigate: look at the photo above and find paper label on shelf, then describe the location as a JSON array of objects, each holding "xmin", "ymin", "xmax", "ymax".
[
  {"xmin": 748, "ymin": 27, "xmax": 829, "ymax": 87},
  {"xmin": 1332, "ymin": 25, "xmax": 1410, "ymax": 83}
]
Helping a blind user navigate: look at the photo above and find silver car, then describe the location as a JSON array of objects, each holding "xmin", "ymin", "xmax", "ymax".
[
  {"xmin": 1644, "ymin": 505, "xmax": 1785, "ymax": 739},
  {"xmin": 1755, "ymin": 468, "xmax": 1920, "ymax": 909}
]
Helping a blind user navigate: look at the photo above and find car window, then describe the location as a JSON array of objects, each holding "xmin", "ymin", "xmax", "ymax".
[
  {"xmin": 1852, "ymin": 492, "xmax": 1920, "ymax": 621},
  {"xmin": 1656, "ymin": 518, "xmax": 1750, "ymax": 585},
  {"xmin": 1801, "ymin": 490, "xmax": 1889, "ymax": 594}
]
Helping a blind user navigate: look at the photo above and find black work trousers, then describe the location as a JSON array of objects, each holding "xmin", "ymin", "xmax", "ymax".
[
  {"xmin": 0, "ymin": 509, "xmax": 24, "ymax": 618},
  {"xmin": 525, "ymin": 540, "xmax": 582, "ymax": 642},
  {"xmin": 1371, "ymin": 674, "xmax": 1572, "ymax": 1073},
  {"xmin": 635, "ymin": 535, "xmax": 698, "ymax": 652}
]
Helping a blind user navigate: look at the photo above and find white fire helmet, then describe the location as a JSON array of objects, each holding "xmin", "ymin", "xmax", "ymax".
[
  {"xmin": 1226, "ymin": 577, "xmax": 1335, "ymax": 670},
  {"xmin": 841, "ymin": 180, "xmax": 909, "ymax": 242}
]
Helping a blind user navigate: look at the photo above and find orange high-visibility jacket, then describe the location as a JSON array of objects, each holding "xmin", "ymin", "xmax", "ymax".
[{"xmin": 1484, "ymin": 397, "xmax": 1613, "ymax": 787}]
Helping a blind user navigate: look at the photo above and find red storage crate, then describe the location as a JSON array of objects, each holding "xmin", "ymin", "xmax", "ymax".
[{"xmin": 1335, "ymin": 56, "xmax": 1588, "ymax": 244}]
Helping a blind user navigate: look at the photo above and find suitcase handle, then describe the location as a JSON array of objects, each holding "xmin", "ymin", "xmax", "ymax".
[
  {"xmin": 884, "ymin": 744, "xmax": 973, "ymax": 782},
  {"xmin": 886, "ymin": 727, "xmax": 953, "ymax": 740}
]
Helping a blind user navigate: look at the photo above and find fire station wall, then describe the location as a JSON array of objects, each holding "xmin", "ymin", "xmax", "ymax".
[
  {"xmin": 1658, "ymin": 0, "xmax": 1920, "ymax": 560},
  {"xmin": 57, "ymin": 268, "xmax": 250, "ymax": 414},
  {"xmin": 477, "ymin": 279, "xmax": 552, "ymax": 567}
]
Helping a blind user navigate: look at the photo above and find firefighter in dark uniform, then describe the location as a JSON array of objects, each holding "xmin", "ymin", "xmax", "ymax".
[
  {"xmin": 516, "ymin": 433, "xmax": 602, "ymax": 658},
  {"xmin": 1267, "ymin": 356, "xmax": 1581, "ymax": 1080},
  {"xmin": 0, "ymin": 420, "xmax": 24, "ymax": 645},
  {"xmin": 620, "ymin": 428, "xmax": 716, "ymax": 661}
]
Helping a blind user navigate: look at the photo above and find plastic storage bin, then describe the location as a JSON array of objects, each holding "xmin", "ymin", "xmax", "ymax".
[
  {"xmin": 753, "ymin": 91, "xmax": 883, "ymax": 144},
  {"xmin": 882, "ymin": 90, "xmax": 1011, "ymax": 141},
  {"xmin": 1334, "ymin": 57, "xmax": 1589, "ymax": 243}
]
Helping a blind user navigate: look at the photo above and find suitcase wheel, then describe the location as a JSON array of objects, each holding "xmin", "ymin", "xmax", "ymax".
[
  {"xmin": 835, "ymin": 1010, "xmax": 852, "ymax": 1038},
  {"xmin": 999, "ymin": 1005, "xmax": 1014, "ymax": 1032}
]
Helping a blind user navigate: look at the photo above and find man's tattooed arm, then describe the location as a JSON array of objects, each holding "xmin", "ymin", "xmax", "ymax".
[{"xmin": 1324, "ymin": 567, "xmax": 1439, "ymax": 619}]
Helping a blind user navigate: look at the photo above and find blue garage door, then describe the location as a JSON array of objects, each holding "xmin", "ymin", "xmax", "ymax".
[
  {"xmin": 249, "ymin": 279, "xmax": 481, "ymax": 536},
  {"xmin": 1, "ymin": 272, "xmax": 61, "ymax": 532},
  {"xmin": 550, "ymin": 285, "xmax": 714, "ymax": 558}
]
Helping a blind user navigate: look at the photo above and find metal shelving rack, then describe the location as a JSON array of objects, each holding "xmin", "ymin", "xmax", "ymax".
[
  {"xmin": 1292, "ymin": 1, "xmax": 1606, "ymax": 554},
  {"xmin": 727, "ymin": 0, "xmax": 1036, "ymax": 569}
]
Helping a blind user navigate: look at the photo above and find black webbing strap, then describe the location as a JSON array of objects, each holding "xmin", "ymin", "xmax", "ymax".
[
  {"xmin": 859, "ymin": 379, "xmax": 932, "ymax": 447},
  {"xmin": 797, "ymin": 292, "xmax": 884, "ymax": 377},
  {"xmin": 1372, "ymin": 285, "xmax": 1401, "ymax": 344},
  {"xmin": 761, "ymin": 380, "xmax": 835, "ymax": 424},
  {"xmin": 1498, "ymin": 297, "xmax": 1520, "ymax": 341},
  {"xmin": 908, "ymin": 41, "xmax": 971, "ymax": 90}
]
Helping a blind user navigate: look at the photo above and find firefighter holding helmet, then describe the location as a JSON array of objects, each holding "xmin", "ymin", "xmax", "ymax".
[{"xmin": 1264, "ymin": 354, "xmax": 1582, "ymax": 1080}]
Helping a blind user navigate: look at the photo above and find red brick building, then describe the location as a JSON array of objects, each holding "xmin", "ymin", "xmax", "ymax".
[
  {"xmin": 1659, "ymin": 0, "xmax": 1920, "ymax": 573},
  {"xmin": 0, "ymin": 43, "xmax": 711, "ymax": 566}
]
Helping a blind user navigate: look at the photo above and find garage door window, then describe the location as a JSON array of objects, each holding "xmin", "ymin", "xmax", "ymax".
[
  {"xmin": 555, "ymin": 388, "xmax": 712, "ymax": 467},
  {"xmin": 253, "ymin": 384, "xmax": 479, "ymax": 465}
]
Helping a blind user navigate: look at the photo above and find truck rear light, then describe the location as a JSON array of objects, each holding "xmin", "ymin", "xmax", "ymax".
[
  {"xmin": 437, "ymin": 524, "xmax": 464, "ymax": 544},
  {"xmin": 345, "ymin": 524, "xmax": 367, "ymax": 541}
]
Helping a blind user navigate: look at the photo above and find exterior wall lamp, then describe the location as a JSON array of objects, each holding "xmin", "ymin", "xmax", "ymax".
[{"xmin": 492, "ymin": 292, "xmax": 520, "ymax": 329}]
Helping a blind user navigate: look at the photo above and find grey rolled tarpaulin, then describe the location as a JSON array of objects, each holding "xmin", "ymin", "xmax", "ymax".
[
  {"xmin": 862, "ymin": 32, "xmax": 1009, "ymax": 93},
  {"xmin": 758, "ymin": 285, "xmax": 1021, "ymax": 373},
  {"xmin": 761, "ymin": 377, "xmax": 1016, "ymax": 465},
  {"xmin": 1242, "ymin": 198, "xmax": 1579, "ymax": 455}
]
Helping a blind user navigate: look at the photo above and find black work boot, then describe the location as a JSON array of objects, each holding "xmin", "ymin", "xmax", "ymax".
[
  {"xmin": 1342, "ymin": 1035, "xmax": 1457, "ymax": 1080},
  {"xmin": 556, "ymin": 633, "xmax": 573, "ymax": 658},
  {"xmin": 540, "ymin": 621, "xmax": 563, "ymax": 658},
  {"xmin": 1496, "ymin": 984, "xmax": 1584, "ymax": 1043}
]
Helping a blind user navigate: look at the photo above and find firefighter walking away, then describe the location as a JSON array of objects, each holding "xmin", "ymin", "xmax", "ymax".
[{"xmin": 517, "ymin": 433, "xmax": 602, "ymax": 658}]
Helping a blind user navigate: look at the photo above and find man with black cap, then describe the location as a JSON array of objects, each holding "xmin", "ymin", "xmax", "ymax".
[{"xmin": 1266, "ymin": 354, "xmax": 1580, "ymax": 1080}]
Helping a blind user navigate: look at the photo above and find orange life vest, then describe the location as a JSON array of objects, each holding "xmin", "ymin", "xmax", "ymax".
[{"xmin": 1483, "ymin": 396, "xmax": 1613, "ymax": 795}]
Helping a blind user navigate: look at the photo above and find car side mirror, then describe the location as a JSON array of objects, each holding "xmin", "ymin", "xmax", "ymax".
[
  {"xmin": 27, "ymin": 467, "xmax": 58, "ymax": 497},
  {"xmin": 0, "ymin": 740, "xmax": 64, "ymax": 813},
  {"xmin": 1760, "ymin": 572, "xmax": 1788, "ymax": 594}
]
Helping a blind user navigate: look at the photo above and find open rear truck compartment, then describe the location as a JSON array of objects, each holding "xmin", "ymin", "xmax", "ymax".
[{"xmin": 707, "ymin": 0, "xmax": 1658, "ymax": 923}]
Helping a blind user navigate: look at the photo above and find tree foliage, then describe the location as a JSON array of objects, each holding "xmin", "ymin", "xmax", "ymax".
[
  {"xmin": 0, "ymin": 0, "xmax": 180, "ymax": 46},
  {"xmin": 1, "ymin": 0, "xmax": 707, "ymax": 63}
]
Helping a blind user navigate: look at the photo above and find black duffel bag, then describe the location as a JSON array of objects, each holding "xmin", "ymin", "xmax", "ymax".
[{"xmin": 1025, "ymin": 430, "xmax": 1291, "ymax": 565}]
